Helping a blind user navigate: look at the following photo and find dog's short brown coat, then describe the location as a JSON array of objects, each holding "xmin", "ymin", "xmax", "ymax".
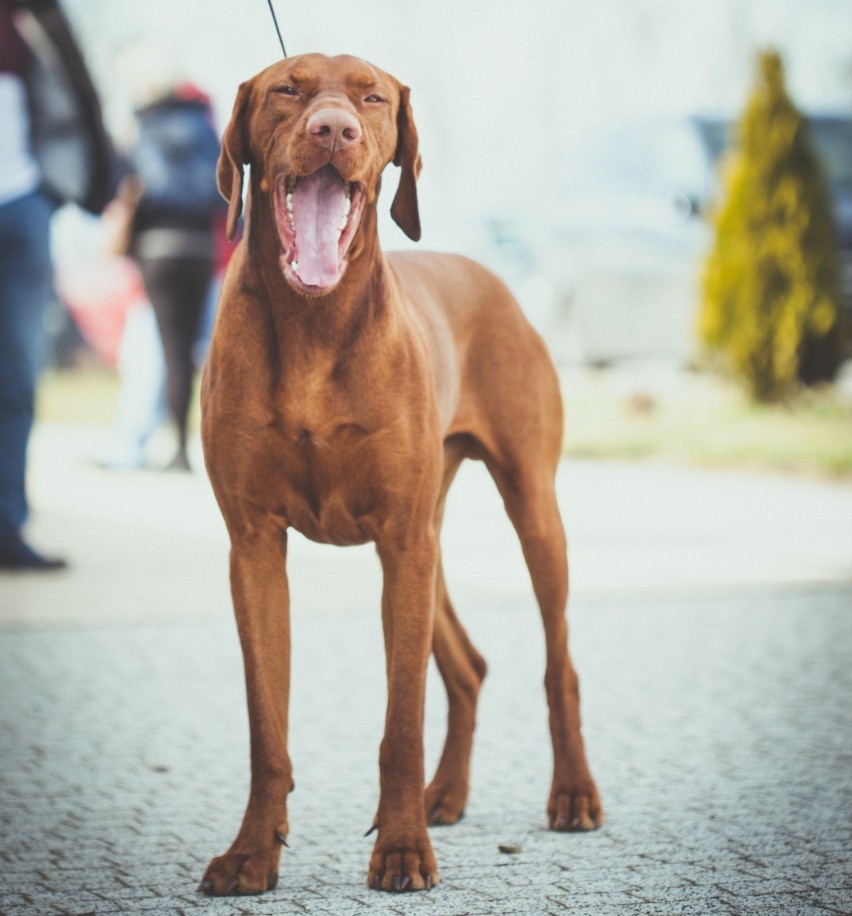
[{"xmin": 199, "ymin": 53, "xmax": 601, "ymax": 896}]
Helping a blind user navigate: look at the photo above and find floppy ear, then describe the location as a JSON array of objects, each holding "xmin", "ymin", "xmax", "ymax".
[
  {"xmin": 218, "ymin": 81, "xmax": 253, "ymax": 241},
  {"xmin": 390, "ymin": 85, "xmax": 422, "ymax": 241}
]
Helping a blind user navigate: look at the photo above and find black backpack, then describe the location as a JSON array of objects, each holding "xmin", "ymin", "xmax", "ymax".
[{"xmin": 133, "ymin": 98, "xmax": 221, "ymax": 216}]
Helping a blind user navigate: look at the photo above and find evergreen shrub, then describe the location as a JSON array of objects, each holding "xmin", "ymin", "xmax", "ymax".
[{"xmin": 700, "ymin": 51, "xmax": 844, "ymax": 401}]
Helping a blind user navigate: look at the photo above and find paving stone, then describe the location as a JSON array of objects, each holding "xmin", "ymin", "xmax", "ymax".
[{"xmin": 2, "ymin": 585, "xmax": 851, "ymax": 913}]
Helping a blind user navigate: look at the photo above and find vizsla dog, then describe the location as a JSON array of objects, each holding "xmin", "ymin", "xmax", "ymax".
[{"xmin": 199, "ymin": 53, "xmax": 602, "ymax": 896}]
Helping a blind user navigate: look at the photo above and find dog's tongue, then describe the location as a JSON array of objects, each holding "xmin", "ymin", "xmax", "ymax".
[{"xmin": 291, "ymin": 167, "xmax": 348, "ymax": 287}]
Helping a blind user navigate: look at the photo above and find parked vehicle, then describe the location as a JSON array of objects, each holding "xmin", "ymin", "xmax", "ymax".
[
  {"xmin": 546, "ymin": 114, "xmax": 852, "ymax": 367},
  {"xmin": 546, "ymin": 118, "xmax": 716, "ymax": 366}
]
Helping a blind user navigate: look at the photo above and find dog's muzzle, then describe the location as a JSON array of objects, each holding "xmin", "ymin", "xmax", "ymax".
[{"xmin": 274, "ymin": 165, "xmax": 366, "ymax": 295}]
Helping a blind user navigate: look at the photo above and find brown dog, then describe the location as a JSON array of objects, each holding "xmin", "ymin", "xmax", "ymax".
[{"xmin": 198, "ymin": 53, "xmax": 602, "ymax": 896}]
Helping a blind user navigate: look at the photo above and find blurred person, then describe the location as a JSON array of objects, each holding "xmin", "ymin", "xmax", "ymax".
[
  {"xmin": 99, "ymin": 208, "xmax": 237, "ymax": 471},
  {"xmin": 97, "ymin": 297, "xmax": 167, "ymax": 471},
  {"xmin": 0, "ymin": 0, "xmax": 111, "ymax": 570},
  {"xmin": 124, "ymin": 80, "xmax": 223, "ymax": 472}
]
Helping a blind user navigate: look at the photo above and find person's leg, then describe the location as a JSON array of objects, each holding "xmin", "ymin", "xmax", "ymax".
[
  {"xmin": 0, "ymin": 191, "xmax": 66, "ymax": 569},
  {"xmin": 137, "ymin": 256, "xmax": 212, "ymax": 470},
  {"xmin": 101, "ymin": 302, "xmax": 167, "ymax": 469}
]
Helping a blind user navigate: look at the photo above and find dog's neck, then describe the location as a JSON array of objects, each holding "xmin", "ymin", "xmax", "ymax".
[{"xmin": 243, "ymin": 183, "xmax": 394, "ymax": 350}]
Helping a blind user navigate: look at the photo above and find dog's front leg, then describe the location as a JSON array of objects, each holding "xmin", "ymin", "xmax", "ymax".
[
  {"xmin": 368, "ymin": 534, "xmax": 440, "ymax": 892},
  {"xmin": 200, "ymin": 527, "xmax": 292, "ymax": 896}
]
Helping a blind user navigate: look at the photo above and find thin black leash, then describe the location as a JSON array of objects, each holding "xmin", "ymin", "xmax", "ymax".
[{"xmin": 266, "ymin": 0, "xmax": 287, "ymax": 58}]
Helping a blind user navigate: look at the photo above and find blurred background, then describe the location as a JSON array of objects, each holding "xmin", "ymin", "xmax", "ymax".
[{"xmin": 34, "ymin": 0, "xmax": 851, "ymax": 480}]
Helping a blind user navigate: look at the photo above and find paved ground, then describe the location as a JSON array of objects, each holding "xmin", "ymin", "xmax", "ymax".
[{"xmin": 1, "ymin": 423, "xmax": 851, "ymax": 915}]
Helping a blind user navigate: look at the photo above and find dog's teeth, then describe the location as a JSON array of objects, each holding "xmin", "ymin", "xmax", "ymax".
[
  {"xmin": 291, "ymin": 260, "xmax": 299, "ymax": 271},
  {"xmin": 286, "ymin": 193, "xmax": 293, "ymax": 212},
  {"xmin": 338, "ymin": 198, "xmax": 350, "ymax": 232}
]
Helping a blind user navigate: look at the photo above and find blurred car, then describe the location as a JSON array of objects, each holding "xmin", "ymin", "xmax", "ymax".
[
  {"xmin": 548, "ymin": 114, "xmax": 852, "ymax": 367},
  {"xmin": 547, "ymin": 118, "xmax": 716, "ymax": 366}
]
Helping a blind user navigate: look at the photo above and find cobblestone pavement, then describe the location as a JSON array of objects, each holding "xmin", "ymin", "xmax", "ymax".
[{"xmin": 1, "ymin": 425, "xmax": 851, "ymax": 915}]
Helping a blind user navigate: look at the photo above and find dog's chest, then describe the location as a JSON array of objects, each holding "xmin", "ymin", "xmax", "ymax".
[
  {"xmin": 284, "ymin": 470, "xmax": 372, "ymax": 546},
  {"xmin": 272, "ymin": 372, "xmax": 370, "ymax": 452},
  {"xmin": 207, "ymin": 341, "xmax": 432, "ymax": 546},
  {"xmin": 246, "ymin": 391, "xmax": 387, "ymax": 546}
]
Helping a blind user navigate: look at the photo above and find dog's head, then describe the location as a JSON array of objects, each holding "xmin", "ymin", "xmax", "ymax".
[{"xmin": 219, "ymin": 53, "xmax": 421, "ymax": 296}]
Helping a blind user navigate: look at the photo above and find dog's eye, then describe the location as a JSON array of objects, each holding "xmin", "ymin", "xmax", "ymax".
[
  {"xmin": 364, "ymin": 94, "xmax": 386, "ymax": 104},
  {"xmin": 273, "ymin": 85, "xmax": 298, "ymax": 97}
]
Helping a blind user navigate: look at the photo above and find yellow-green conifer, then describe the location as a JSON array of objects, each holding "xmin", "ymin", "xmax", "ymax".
[{"xmin": 700, "ymin": 51, "xmax": 843, "ymax": 401}]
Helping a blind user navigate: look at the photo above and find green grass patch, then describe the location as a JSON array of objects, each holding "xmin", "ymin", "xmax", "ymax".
[
  {"xmin": 563, "ymin": 371, "xmax": 852, "ymax": 478},
  {"xmin": 37, "ymin": 366, "xmax": 121, "ymax": 424},
  {"xmin": 35, "ymin": 365, "xmax": 852, "ymax": 479},
  {"xmin": 36, "ymin": 366, "xmax": 206, "ymax": 432}
]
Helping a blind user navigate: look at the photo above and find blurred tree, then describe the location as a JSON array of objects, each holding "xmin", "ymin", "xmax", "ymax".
[{"xmin": 699, "ymin": 50, "xmax": 844, "ymax": 402}]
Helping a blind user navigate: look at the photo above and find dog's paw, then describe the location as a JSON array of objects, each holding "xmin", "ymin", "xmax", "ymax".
[
  {"xmin": 197, "ymin": 851, "xmax": 281, "ymax": 896},
  {"xmin": 548, "ymin": 782, "xmax": 604, "ymax": 832},
  {"xmin": 425, "ymin": 779, "xmax": 466, "ymax": 826},
  {"xmin": 367, "ymin": 836, "xmax": 440, "ymax": 891}
]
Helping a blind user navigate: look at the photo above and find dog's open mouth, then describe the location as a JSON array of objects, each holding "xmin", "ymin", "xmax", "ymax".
[{"xmin": 274, "ymin": 165, "xmax": 366, "ymax": 294}]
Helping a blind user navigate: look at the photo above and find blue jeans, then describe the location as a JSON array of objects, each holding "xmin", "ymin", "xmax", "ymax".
[{"xmin": 0, "ymin": 190, "xmax": 54, "ymax": 537}]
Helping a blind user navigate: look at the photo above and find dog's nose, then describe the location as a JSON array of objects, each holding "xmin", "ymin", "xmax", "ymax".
[{"xmin": 306, "ymin": 108, "xmax": 362, "ymax": 151}]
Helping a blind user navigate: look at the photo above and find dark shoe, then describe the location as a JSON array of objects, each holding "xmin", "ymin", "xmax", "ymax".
[
  {"xmin": 164, "ymin": 449, "xmax": 191, "ymax": 472},
  {"xmin": 0, "ymin": 534, "xmax": 68, "ymax": 571}
]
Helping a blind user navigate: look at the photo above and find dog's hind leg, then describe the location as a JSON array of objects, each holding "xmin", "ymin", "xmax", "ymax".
[
  {"xmin": 488, "ymin": 458, "xmax": 603, "ymax": 832},
  {"xmin": 426, "ymin": 551, "xmax": 487, "ymax": 825},
  {"xmin": 424, "ymin": 445, "xmax": 487, "ymax": 826}
]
